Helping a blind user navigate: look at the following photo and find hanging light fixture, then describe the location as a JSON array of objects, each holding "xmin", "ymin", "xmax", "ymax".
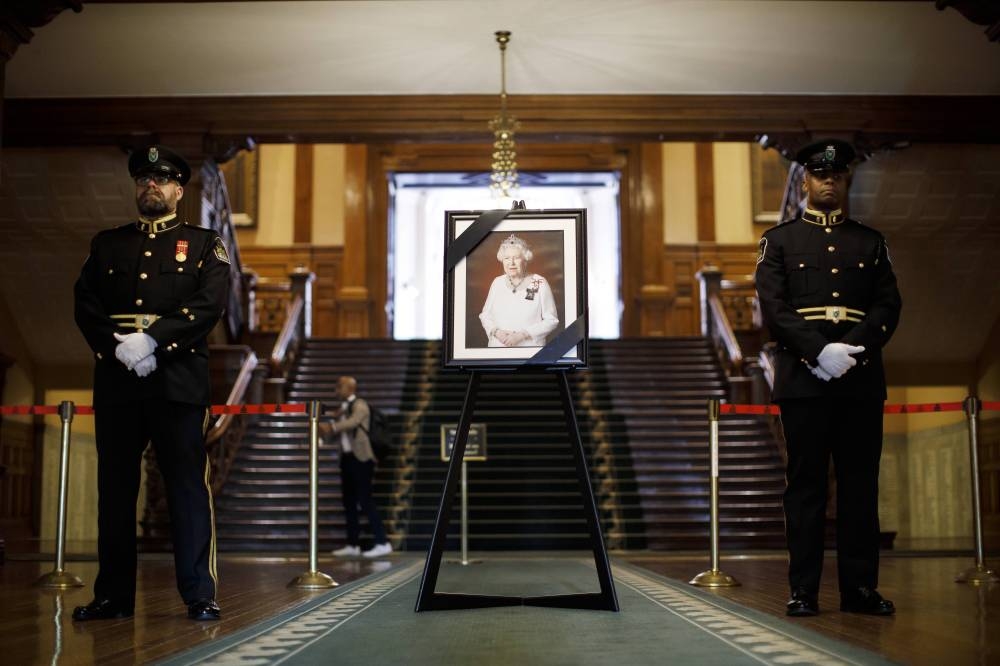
[{"xmin": 489, "ymin": 30, "xmax": 519, "ymax": 198}]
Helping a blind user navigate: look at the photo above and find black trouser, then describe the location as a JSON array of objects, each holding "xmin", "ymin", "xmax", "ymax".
[
  {"xmin": 93, "ymin": 400, "xmax": 216, "ymax": 606},
  {"xmin": 339, "ymin": 451, "xmax": 386, "ymax": 546},
  {"xmin": 779, "ymin": 397, "xmax": 883, "ymax": 596}
]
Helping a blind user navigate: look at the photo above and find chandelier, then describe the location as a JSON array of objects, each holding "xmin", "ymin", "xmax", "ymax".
[{"xmin": 489, "ymin": 30, "xmax": 519, "ymax": 198}]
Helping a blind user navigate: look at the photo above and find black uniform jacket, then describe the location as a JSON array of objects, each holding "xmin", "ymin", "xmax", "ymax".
[
  {"xmin": 755, "ymin": 214, "xmax": 902, "ymax": 401},
  {"xmin": 74, "ymin": 221, "xmax": 231, "ymax": 407}
]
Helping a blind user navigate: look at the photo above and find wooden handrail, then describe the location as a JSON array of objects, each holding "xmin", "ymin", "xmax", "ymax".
[
  {"xmin": 758, "ymin": 348, "xmax": 776, "ymax": 390},
  {"xmin": 269, "ymin": 294, "xmax": 304, "ymax": 375},
  {"xmin": 708, "ymin": 293, "xmax": 743, "ymax": 370},
  {"xmin": 206, "ymin": 347, "xmax": 259, "ymax": 444}
]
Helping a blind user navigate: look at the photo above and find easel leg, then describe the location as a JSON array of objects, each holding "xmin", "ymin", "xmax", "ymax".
[
  {"xmin": 415, "ymin": 370, "xmax": 619, "ymax": 612},
  {"xmin": 416, "ymin": 372, "xmax": 515, "ymax": 611},
  {"xmin": 543, "ymin": 371, "xmax": 619, "ymax": 610}
]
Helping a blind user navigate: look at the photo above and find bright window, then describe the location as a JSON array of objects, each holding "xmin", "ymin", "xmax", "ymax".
[{"xmin": 390, "ymin": 172, "xmax": 622, "ymax": 340}]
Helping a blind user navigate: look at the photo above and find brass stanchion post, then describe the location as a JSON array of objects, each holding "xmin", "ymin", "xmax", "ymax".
[
  {"xmin": 956, "ymin": 396, "xmax": 998, "ymax": 584},
  {"xmin": 690, "ymin": 398, "xmax": 740, "ymax": 587},
  {"xmin": 289, "ymin": 400, "xmax": 337, "ymax": 589},
  {"xmin": 460, "ymin": 460, "xmax": 469, "ymax": 566},
  {"xmin": 36, "ymin": 401, "xmax": 84, "ymax": 588}
]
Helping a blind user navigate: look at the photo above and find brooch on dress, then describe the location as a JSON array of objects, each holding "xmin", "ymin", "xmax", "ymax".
[{"xmin": 525, "ymin": 278, "xmax": 541, "ymax": 301}]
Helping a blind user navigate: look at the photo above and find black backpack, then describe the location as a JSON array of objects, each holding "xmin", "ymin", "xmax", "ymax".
[{"xmin": 349, "ymin": 399, "xmax": 391, "ymax": 462}]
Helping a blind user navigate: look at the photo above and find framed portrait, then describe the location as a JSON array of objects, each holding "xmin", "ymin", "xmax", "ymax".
[{"xmin": 443, "ymin": 208, "xmax": 588, "ymax": 369}]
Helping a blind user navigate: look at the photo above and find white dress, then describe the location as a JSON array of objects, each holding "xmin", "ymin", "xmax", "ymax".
[{"xmin": 479, "ymin": 273, "xmax": 559, "ymax": 347}]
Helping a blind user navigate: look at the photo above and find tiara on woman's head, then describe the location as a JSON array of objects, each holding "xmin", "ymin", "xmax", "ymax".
[{"xmin": 497, "ymin": 233, "xmax": 532, "ymax": 261}]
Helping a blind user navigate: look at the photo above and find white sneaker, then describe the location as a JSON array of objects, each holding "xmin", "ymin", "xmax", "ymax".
[
  {"xmin": 332, "ymin": 545, "xmax": 360, "ymax": 557},
  {"xmin": 362, "ymin": 543, "xmax": 393, "ymax": 558}
]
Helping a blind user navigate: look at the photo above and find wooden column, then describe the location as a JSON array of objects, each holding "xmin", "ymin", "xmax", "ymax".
[
  {"xmin": 695, "ymin": 142, "xmax": 716, "ymax": 242},
  {"xmin": 636, "ymin": 142, "xmax": 672, "ymax": 336},
  {"xmin": 337, "ymin": 144, "xmax": 371, "ymax": 337},
  {"xmin": 294, "ymin": 144, "xmax": 313, "ymax": 244}
]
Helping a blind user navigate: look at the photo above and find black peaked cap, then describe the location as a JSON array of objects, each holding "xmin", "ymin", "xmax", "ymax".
[{"xmin": 128, "ymin": 145, "xmax": 191, "ymax": 185}]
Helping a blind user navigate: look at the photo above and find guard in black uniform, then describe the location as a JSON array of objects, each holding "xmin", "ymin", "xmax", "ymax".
[
  {"xmin": 755, "ymin": 139, "xmax": 902, "ymax": 617},
  {"xmin": 72, "ymin": 145, "xmax": 231, "ymax": 621}
]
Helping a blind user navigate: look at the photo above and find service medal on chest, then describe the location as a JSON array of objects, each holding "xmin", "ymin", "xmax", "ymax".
[{"xmin": 175, "ymin": 239, "xmax": 189, "ymax": 262}]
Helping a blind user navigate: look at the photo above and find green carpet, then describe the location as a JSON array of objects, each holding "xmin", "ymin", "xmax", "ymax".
[{"xmin": 160, "ymin": 557, "xmax": 896, "ymax": 666}]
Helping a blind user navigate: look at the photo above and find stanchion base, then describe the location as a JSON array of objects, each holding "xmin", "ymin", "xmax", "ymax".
[
  {"xmin": 955, "ymin": 564, "xmax": 1000, "ymax": 585},
  {"xmin": 35, "ymin": 570, "xmax": 84, "ymax": 589},
  {"xmin": 288, "ymin": 571, "xmax": 338, "ymax": 589},
  {"xmin": 689, "ymin": 569, "xmax": 741, "ymax": 588},
  {"xmin": 446, "ymin": 559, "xmax": 483, "ymax": 566}
]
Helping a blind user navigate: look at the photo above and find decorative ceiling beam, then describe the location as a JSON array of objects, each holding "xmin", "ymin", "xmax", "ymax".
[
  {"xmin": 4, "ymin": 94, "xmax": 1000, "ymax": 148},
  {"xmin": 0, "ymin": 1, "xmax": 82, "ymax": 62},
  {"xmin": 936, "ymin": 0, "xmax": 1000, "ymax": 43}
]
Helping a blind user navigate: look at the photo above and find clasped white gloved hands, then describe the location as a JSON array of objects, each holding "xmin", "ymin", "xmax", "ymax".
[
  {"xmin": 132, "ymin": 354, "xmax": 158, "ymax": 378},
  {"xmin": 809, "ymin": 365, "xmax": 833, "ymax": 382},
  {"xmin": 815, "ymin": 342, "xmax": 865, "ymax": 379},
  {"xmin": 114, "ymin": 332, "xmax": 158, "ymax": 376}
]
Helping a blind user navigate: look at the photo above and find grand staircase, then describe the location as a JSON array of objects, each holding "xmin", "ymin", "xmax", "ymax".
[{"xmin": 214, "ymin": 338, "xmax": 786, "ymax": 552}]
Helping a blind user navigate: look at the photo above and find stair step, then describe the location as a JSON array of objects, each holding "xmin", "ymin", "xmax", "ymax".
[{"xmin": 208, "ymin": 337, "xmax": 785, "ymax": 553}]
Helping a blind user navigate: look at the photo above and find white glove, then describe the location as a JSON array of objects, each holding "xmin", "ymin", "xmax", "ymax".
[
  {"xmin": 816, "ymin": 343, "xmax": 865, "ymax": 378},
  {"xmin": 114, "ymin": 332, "xmax": 157, "ymax": 370},
  {"xmin": 133, "ymin": 354, "xmax": 157, "ymax": 378},
  {"xmin": 810, "ymin": 365, "xmax": 833, "ymax": 382}
]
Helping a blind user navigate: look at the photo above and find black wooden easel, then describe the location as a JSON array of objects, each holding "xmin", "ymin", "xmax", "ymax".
[{"xmin": 414, "ymin": 370, "xmax": 619, "ymax": 612}]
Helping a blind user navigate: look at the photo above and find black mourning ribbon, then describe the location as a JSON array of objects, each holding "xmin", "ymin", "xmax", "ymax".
[
  {"xmin": 528, "ymin": 313, "xmax": 587, "ymax": 365},
  {"xmin": 445, "ymin": 209, "xmax": 513, "ymax": 273}
]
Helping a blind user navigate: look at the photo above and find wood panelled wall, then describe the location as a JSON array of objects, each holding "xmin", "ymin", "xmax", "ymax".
[
  {"xmin": 238, "ymin": 141, "xmax": 760, "ymax": 339},
  {"xmin": 240, "ymin": 246, "xmax": 344, "ymax": 338},
  {"xmin": 0, "ymin": 420, "xmax": 35, "ymax": 538},
  {"xmin": 663, "ymin": 244, "xmax": 759, "ymax": 336}
]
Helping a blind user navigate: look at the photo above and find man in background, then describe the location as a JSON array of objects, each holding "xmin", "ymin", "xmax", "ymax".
[
  {"xmin": 755, "ymin": 139, "xmax": 902, "ymax": 617},
  {"xmin": 73, "ymin": 145, "xmax": 231, "ymax": 621},
  {"xmin": 325, "ymin": 376, "xmax": 392, "ymax": 558}
]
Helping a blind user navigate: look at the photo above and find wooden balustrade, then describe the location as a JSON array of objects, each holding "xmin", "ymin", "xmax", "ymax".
[
  {"xmin": 697, "ymin": 265, "xmax": 786, "ymax": 463},
  {"xmin": 697, "ymin": 265, "xmax": 770, "ymax": 405},
  {"xmin": 140, "ymin": 344, "xmax": 263, "ymax": 545}
]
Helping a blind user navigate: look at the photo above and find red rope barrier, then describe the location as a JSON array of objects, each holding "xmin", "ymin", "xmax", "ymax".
[
  {"xmin": 0, "ymin": 405, "xmax": 59, "ymax": 415},
  {"xmin": 210, "ymin": 403, "xmax": 307, "ymax": 415},
  {"xmin": 883, "ymin": 402, "xmax": 965, "ymax": 414},
  {"xmin": 720, "ymin": 404, "xmax": 781, "ymax": 415},
  {"xmin": 720, "ymin": 401, "xmax": 995, "ymax": 416},
  {"xmin": 1, "ymin": 403, "xmax": 308, "ymax": 415},
  {"xmin": 1, "ymin": 401, "xmax": 997, "ymax": 417}
]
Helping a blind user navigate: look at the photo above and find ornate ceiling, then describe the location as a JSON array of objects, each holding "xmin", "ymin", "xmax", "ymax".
[{"xmin": 6, "ymin": 1, "xmax": 1000, "ymax": 98}]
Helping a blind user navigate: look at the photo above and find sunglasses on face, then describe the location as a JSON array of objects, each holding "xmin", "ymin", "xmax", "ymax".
[{"xmin": 135, "ymin": 174, "xmax": 176, "ymax": 187}]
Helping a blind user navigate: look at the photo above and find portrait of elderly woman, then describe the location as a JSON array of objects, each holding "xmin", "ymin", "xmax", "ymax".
[{"xmin": 478, "ymin": 234, "xmax": 560, "ymax": 347}]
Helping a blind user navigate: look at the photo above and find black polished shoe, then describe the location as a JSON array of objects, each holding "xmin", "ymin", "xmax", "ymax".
[
  {"xmin": 72, "ymin": 598, "xmax": 134, "ymax": 621},
  {"xmin": 840, "ymin": 587, "xmax": 895, "ymax": 615},
  {"xmin": 786, "ymin": 588, "xmax": 819, "ymax": 617},
  {"xmin": 187, "ymin": 598, "xmax": 221, "ymax": 621}
]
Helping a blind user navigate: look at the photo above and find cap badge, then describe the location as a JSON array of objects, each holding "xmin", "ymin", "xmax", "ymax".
[
  {"xmin": 148, "ymin": 147, "xmax": 159, "ymax": 163},
  {"xmin": 824, "ymin": 145, "xmax": 835, "ymax": 162},
  {"xmin": 175, "ymin": 239, "xmax": 188, "ymax": 262}
]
